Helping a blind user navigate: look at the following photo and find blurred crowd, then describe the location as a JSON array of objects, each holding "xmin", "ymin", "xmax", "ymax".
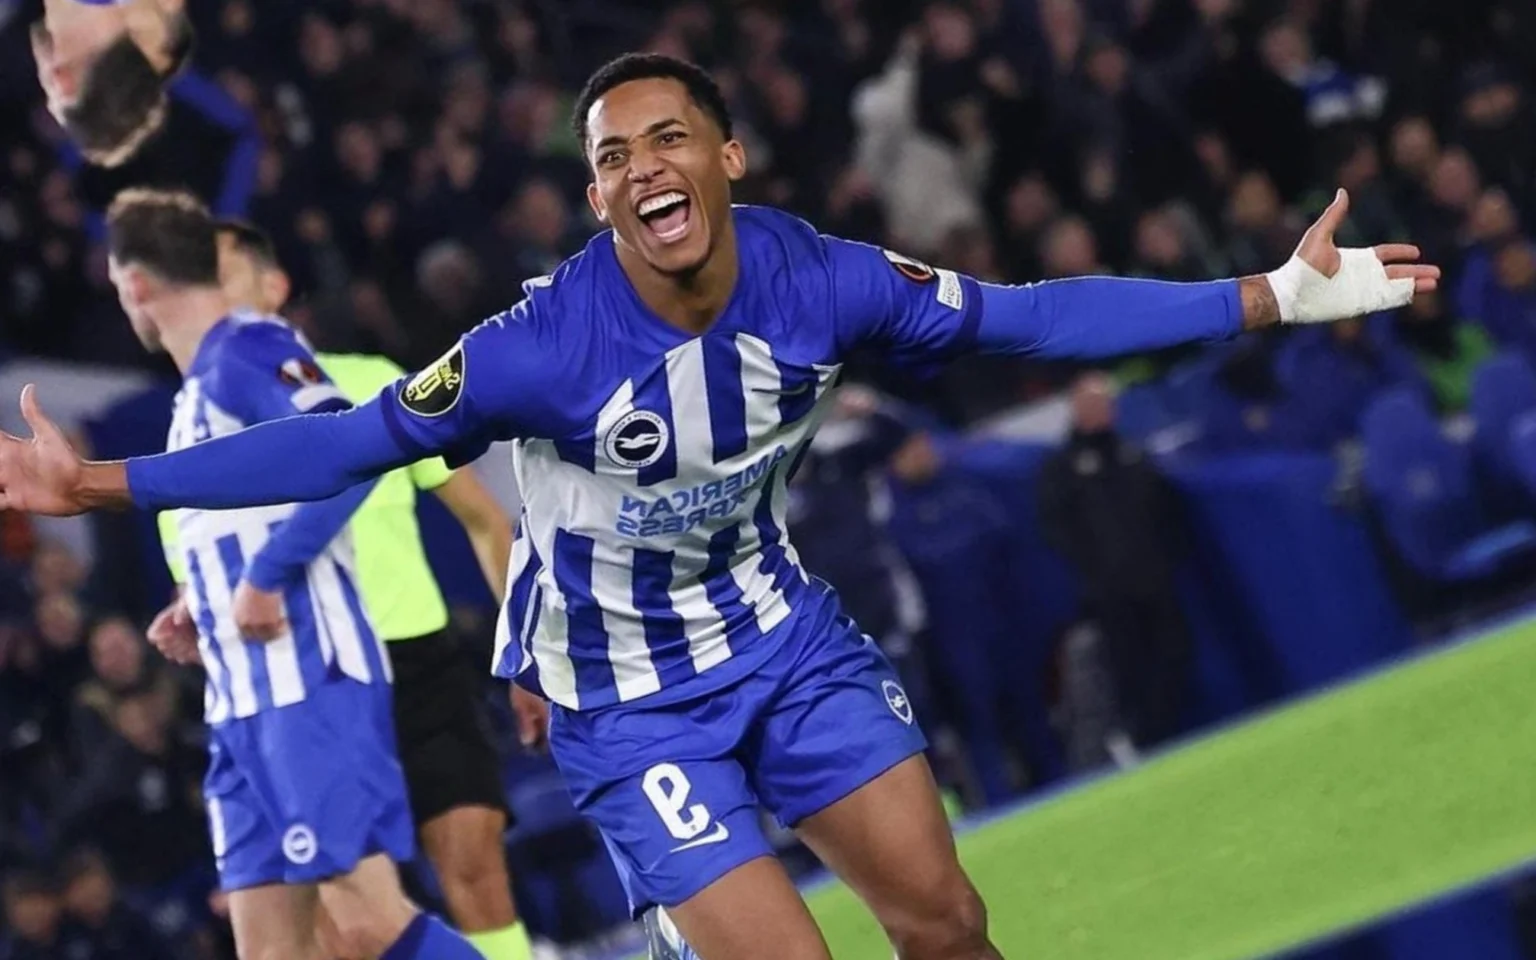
[
  {"xmin": 1, "ymin": 527, "xmax": 217, "ymax": 958},
  {"xmin": 0, "ymin": 0, "xmax": 1532, "ymax": 419},
  {"xmin": 5, "ymin": 0, "xmax": 1536, "ymax": 956}
]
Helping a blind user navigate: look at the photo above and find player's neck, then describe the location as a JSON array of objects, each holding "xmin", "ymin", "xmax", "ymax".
[
  {"xmin": 620, "ymin": 229, "xmax": 740, "ymax": 336},
  {"xmin": 156, "ymin": 288, "xmax": 233, "ymax": 373}
]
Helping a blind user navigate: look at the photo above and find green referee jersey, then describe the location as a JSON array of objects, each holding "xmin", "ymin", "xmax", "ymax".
[{"xmin": 158, "ymin": 353, "xmax": 453, "ymax": 643}]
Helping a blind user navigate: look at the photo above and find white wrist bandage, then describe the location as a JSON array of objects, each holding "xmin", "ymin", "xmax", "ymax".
[{"xmin": 1265, "ymin": 248, "xmax": 1416, "ymax": 324}]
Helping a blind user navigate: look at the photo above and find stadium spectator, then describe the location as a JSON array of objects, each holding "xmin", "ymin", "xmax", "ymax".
[
  {"xmin": 1257, "ymin": 18, "xmax": 1386, "ymax": 130},
  {"xmin": 1000, "ymin": 172, "xmax": 1059, "ymax": 281},
  {"xmin": 0, "ymin": 866, "xmax": 66, "ymax": 960},
  {"xmin": 34, "ymin": 591, "xmax": 89, "ymax": 706},
  {"xmin": 1281, "ymin": 317, "xmax": 1428, "ymax": 445},
  {"xmin": 1037, "ymin": 372, "xmax": 1193, "ymax": 752},
  {"xmin": 1454, "ymin": 63, "xmax": 1534, "ymax": 212},
  {"xmin": 57, "ymin": 845, "xmax": 179, "ymax": 960},
  {"xmin": 0, "ymin": 623, "xmax": 70, "ymax": 858},
  {"xmin": 71, "ymin": 616, "xmax": 194, "ymax": 764},
  {"xmin": 53, "ymin": 685, "xmax": 210, "ymax": 893},
  {"xmin": 1392, "ymin": 289, "xmax": 1496, "ymax": 413},
  {"xmin": 1225, "ymin": 170, "xmax": 1304, "ymax": 279},
  {"xmin": 1302, "ymin": 130, "xmax": 1406, "ymax": 250},
  {"xmin": 1460, "ymin": 237, "xmax": 1536, "ymax": 365}
]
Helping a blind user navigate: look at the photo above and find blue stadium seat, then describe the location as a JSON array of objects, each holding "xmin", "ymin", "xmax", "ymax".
[
  {"xmin": 1468, "ymin": 353, "xmax": 1536, "ymax": 511},
  {"xmin": 1114, "ymin": 382, "xmax": 1178, "ymax": 444},
  {"xmin": 1163, "ymin": 354, "xmax": 1224, "ymax": 420},
  {"xmin": 1195, "ymin": 385, "xmax": 1320, "ymax": 453},
  {"xmin": 1276, "ymin": 321, "xmax": 1427, "ymax": 446},
  {"xmin": 1361, "ymin": 389, "xmax": 1536, "ymax": 582},
  {"xmin": 1506, "ymin": 410, "xmax": 1536, "ymax": 498}
]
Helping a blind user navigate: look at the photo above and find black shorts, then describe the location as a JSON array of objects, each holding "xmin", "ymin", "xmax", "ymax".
[{"xmin": 387, "ymin": 630, "xmax": 510, "ymax": 826}]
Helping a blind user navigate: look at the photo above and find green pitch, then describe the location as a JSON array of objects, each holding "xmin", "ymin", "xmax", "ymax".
[
  {"xmin": 629, "ymin": 617, "xmax": 1536, "ymax": 958},
  {"xmin": 810, "ymin": 618, "xmax": 1536, "ymax": 959}
]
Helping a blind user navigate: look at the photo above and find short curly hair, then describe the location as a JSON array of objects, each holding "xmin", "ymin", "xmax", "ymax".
[
  {"xmin": 106, "ymin": 188, "xmax": 218, "ymax": 287},
  {"xmin": 215, "ymin": 218, "xmax": 279, "ymax": 269},
  {"xmin": 571, "ymin": 53, "xmax": 733, "ymax": 150}
]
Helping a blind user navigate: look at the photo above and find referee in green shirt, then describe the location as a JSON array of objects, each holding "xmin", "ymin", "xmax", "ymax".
[{"xmin": 153, "ymin": 221, "xmax": 544, "ymax": 960}]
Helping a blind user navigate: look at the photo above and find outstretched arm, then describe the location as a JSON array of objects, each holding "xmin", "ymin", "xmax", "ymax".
[
  {"xmin": 974, "ymin": 275, "xmax": 1245, "ymax": 358},
  {"xmin": 0, "ymin": 303, "xmax": 555, "ymax": 518},
  {"xmin": 835, "ymin": 189, "xmax": 1440, "ymax": 366},
  {"xmin": 149, "ymin": 400, "xmax": 407, "ymax": 511},
  {"xmin": 0, "ymin": 381, "xmax": 423, "ymax": 516}
]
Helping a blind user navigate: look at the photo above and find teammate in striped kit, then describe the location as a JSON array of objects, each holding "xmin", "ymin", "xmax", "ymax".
[
  {"xmin": 0, "ymin": 55, "xmax": 1439, "ymax": 960},
  {"xmin": 200, "ymin": 218, "xmax": 541, "ymax": 960},
  {"xmin": 77, "ymin": 188, "xmax": 486, "ymax": 960},
  {"xmin": 30, "ymin": 0, "xmax": 192, "ymax": 166}
]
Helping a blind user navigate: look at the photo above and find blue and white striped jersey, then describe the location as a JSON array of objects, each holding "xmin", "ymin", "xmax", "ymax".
[
  {"xmin": 167, "ymin": 313, "xmax": 389, "ymax": 725},
  {"xmin": 381, "ymin": 206, "xmax": 984, "ymax": 711}
]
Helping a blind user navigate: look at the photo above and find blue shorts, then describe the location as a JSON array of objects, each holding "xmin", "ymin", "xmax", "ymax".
[
  {"xmin": 203, "ymin": 679, "xmax": 415, "ymax": 892},
  {"xmin": 551, "ymin": 601, "xmax": 928, "ymax": 917}
]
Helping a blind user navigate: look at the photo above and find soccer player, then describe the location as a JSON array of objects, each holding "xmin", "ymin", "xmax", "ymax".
[
  {"xmin": 74, "ymin": 187, "xmax": 486, "ymax": 960},
  {"xmin": 30, "ymin": 0, "xmax": 193, "ymax": 166},
  {"xmin": 0, "ymin": 55, "xmax": 1439, "ymax": 960},
  {"xmin": 180, "ymin": 218, "xmax": 541, "ymax": 960}
]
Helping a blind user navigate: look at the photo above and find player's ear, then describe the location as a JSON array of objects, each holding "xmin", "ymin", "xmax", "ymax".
[
  {"xmin": 586, "ymin": 182, "xmax": 608, "ymax": 224},
  {"xmin": 131, "ymin": 269, "xmax": 156, "ymax": 307},
  {"xmin": 722, "ymin": 140, "xmax": 747, "ymax": 183},
  {"xmin": 116, "ymin": 265, "xmax": 154, "ymax": 309}
]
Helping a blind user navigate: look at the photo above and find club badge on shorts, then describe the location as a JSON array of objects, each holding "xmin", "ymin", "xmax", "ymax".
[{"xmin": 282, "ymin": 824, "xmax": 317, "ymax": 865}]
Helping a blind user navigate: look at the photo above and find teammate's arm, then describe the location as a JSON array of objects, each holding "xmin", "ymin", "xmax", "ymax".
[
  {"xmin": 0, "ymin": 302, "xmax": 555, "ymax": 517},
  {"xmin": 229, "ymin": 479, "xmax": 381, "ymax": 641},
  {"xmin": 430, "ymin": 469, "xmax": 513, "ymax": 604},
  {"xmin": 831, "ymin": 190, "xmax": 1439, "ymax": 364},
  {"xmin": 243, "ymin": 478, "xmax": 380, "ymax": 593}
]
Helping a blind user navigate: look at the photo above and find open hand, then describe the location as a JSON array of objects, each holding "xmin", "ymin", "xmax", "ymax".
[
  {"xmin": 1248, "ymin": 188, "xmax": 1444, "ymax": 327},
  {"xmin": 148, "ymin": 594, "xmax": 201, "ymax": 665},
  {"xmin": 0, "ymin": 385, "xmax": 88, "ymax": 516},
  {"xmin": 1297, "ymin": 189, "xmax": 1440, "ymax": 295},
  {"xmin": 232, "ymin": 580, "xmax": 288, "ymax": 642}
]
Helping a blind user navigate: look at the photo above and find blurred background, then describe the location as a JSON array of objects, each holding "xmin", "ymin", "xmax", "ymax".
[{"xmin": 4, "ymin": 0, "xmax": 1536, "ymax": 957}]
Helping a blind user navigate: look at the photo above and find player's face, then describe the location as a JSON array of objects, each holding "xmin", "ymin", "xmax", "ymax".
[
  {"xmin": 584, "ymin": 78, "xmax": 746, "ymax": 277},
  {"xmin": 217, "ymin": 234, "xmax": 290, "ymax": 314},
  {"xmin": 107, "ymin": 256, "xmax": 162, "ymax": 352},
  {"xmin": 33, "ymin": 0, "xmax": 183, "ymax": 113},
  {"xmin": 32, "ymin": 4, "xmax": 122, "ymax": 111}
]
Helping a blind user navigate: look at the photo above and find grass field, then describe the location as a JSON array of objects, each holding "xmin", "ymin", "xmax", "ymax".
[{"xmin": 685, "ymin": 617, "xmax": 1536, "ymax": 960}]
